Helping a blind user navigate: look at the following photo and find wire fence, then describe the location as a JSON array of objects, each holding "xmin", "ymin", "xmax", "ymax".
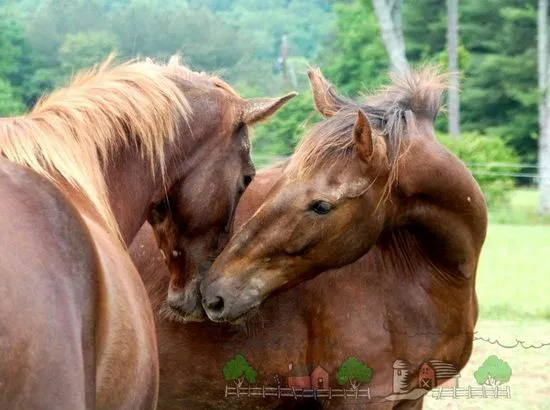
[{"xmin": 466, "ymin": 162, "xmax": 541, "ymax": 183}]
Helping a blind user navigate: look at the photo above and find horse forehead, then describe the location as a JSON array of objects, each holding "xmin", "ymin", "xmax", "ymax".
[{"xmin": 330, "ymin": 178, "xmax": 369, "ymax": 200}]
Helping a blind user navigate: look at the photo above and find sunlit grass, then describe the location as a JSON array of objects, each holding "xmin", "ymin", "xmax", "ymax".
[{"xmin": 476, "ymin": 224, "xmax": 550, "ymax": 320}]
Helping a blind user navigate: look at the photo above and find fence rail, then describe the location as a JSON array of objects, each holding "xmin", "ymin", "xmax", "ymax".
[
  {"xmin": 224, "ymin": 385, "xmax": 371, "ymax": 400},
  {"xmin": 431, "ymin": 385, "xmax": 511, "ymax": 399}
]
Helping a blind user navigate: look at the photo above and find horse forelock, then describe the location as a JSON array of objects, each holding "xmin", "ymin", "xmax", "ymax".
[{"xmin": 0, "ymin": 55, "xmax": 195, "ymax": 241}]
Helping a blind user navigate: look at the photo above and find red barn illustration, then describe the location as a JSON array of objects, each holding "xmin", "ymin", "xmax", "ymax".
[
  {"xmin": 418, "ymin": 362, "xmax": 436, "ymax": 389},
  {"xmin": 287, "ymin": 363, "xmax": 329, "ymax": 389},
  {"xmin": 417, "ymin": 360, "xmax": 460, "ymax": 389}
]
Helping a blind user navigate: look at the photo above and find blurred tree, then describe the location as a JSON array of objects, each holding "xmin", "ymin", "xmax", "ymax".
[
  {"xmin": 371, "ymin": 0, "xmax": 409, "ymax": 72},
  {"xmin": 537, "ymin": 0, "xmax": 550, "ymax": 213},
  {"xmin": 58, "ymin": 31, "xmax": 118, "ymax": 79},
  {"xmin": 0, "ymin": 79, "xmax": 25, "ymax": 116},
  {"xmin": 460, "ymin": 1, "xmax": 537, "ymax": 164},
  {"xmin": 447, "ymin": 0, "xmax": 460, "ymax": 138},
  {"xmin": 319, "ymin": 0, "xmax": 388, "ymax": 95}
]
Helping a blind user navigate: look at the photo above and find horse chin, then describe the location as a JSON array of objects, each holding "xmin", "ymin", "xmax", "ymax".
[
  {"xmin": 163, "ymin": 285, "xmax": 207, "ymax": 323},
  {"xmin": 161, "ymin": 302, "xmax": 208, "ymax": 324}
]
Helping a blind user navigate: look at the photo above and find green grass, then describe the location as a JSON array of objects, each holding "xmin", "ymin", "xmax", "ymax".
[
  {"xmin": 490, "ymin": 188, "xmax": 550, "ymax": 225},
  {"xmin": 477, "ymin": 187, "xmax": 550, "ymax": 320},
  {"xmin": 476, "ymin": 223, "xmax": 550, "ymax": 320}
]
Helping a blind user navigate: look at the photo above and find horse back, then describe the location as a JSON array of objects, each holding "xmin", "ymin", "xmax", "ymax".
[{"xmin": 0, "ymin": 158, "xmax": 97, "ymax": 409}]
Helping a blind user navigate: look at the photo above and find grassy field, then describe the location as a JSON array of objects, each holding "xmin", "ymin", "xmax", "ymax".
[
  {"xmin": 424, "ymin": 188, "xmax": 550, "ymax": 409},
  {"xmin": 476, "ymin": 223, "xmax": 550, "ymax": 319}
]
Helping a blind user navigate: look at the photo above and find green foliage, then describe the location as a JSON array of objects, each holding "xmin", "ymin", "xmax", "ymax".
[
  {"xmin": 320, "ymin": 0, "xmax": 388, "ymax": 95},
  {"xmin": 222, "ymin": 354, "xmax": 257, "ymax": 385},
  {"xmin": 438, "ymin": 132, "xmax": 520, "ymax": 208},
  {"xmin": 474, "ymin": 355, "xmax": 512, "ymax": 386},
  {"xmin": 0, "ymin": 78, "xmax": 25, "ymax": 116},
  {"xmin": 460, "ymin": 0, "xmax": 537, "ymax": 163},
  {"xmin": 59, "ymin": 31, "xmax": 118, "ymax": 79},
  {"xmin": 252, "ymin": 91, "xmax": 321, "ymax": 156},
  {"xmin": 0, "ymin": 0, "xmax": 542, "ymax": 169},
  {"xmin": 336, "ymin": 357, "xmax": 373, "ymax": 389}
]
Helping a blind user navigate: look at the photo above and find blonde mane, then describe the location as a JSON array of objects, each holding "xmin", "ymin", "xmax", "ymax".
[{"xmin": 0, "ymin": 55, "xmax": 191, "ymax": 240}]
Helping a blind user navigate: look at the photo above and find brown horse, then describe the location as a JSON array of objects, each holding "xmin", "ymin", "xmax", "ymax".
[
  {"xmin": 0, "ymin": 56, "xmax": 294, "ymax": 409},
  {"xmin": 198, "ymin": 67, "xmax": 487, "ymax": 407}
]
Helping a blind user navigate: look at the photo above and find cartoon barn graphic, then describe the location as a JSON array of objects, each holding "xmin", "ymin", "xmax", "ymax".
[
  {"xmin": 287, "ymin": 363, "xmax": 329, "ymax": 389},
  {"xmin": 418, "ymin": 360, "xmax": 460, "ymax": 389}
]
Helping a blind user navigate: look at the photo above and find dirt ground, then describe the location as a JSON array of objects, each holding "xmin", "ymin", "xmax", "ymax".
[{"xmin": 423, "ymin": 319, "xmax": 550, "ymax": 409}]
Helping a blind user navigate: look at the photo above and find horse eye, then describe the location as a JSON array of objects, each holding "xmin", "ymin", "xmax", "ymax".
[
  {"xmin": 309, "ymin": 200, "xmax": 333, "ymax": 215},
  {"xmin": 150, "ymin": 200, "xmax": 169, "ymax": 224}
]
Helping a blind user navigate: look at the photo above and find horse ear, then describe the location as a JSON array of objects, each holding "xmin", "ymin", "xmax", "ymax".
[
  {"xmin": 353, "ymin": 109, "xmax": 374, "ymax": 160},
  {"xmin": 307, "ymin": 67, "xmax": 348, "ymax": 117},
  {"xmin": 242, "ymin": 92, "xmax": 297, "ymax": 125}
]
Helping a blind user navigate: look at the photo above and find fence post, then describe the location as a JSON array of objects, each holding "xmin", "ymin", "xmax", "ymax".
[
  {"xmin": 344, "ymin": 388, "xmax": 347, "ymax": 399},
  {"xmin": 494, "ymin": 385, "xmax": 498, "ymax": 398},
  {"xmin": 367, "ymin": 387, "xmax": 371, "ymax": 400},
  {"xmin": 453, "ymin": 386, "xmax": 457, "ymax": 399},
  {"xmin": 437, "ymin": 388, "xmax": 442, "ymax": 399},
  {"xmin": 277, "ymin": 385, "xmax": 281, "ymax": 398},
  {"xmin": 468, "ymin": 385, "xmax": 471, "ymax": 399},
  {"xmin": 507, "ymin": 385, "xmax": 511, "ymax": 398},
  {"xmin": 482, "ymin": 385, "xmax": 486, "ymax": 398},
  {"xmin": 262, "ymin": 386, "xmax": 265, "ymax": 398},
  {"xmin": 225, "ymin": 385, "xmax": 228, "ymax": 398},
  {"xmin": 329, "ymin": 387, "xmax": 332, "ymax": 399}
]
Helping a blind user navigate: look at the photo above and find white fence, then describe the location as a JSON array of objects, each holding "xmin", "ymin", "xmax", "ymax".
[
  {"xmin": 431, "ymin": 385, "xmax": 511, "ymax": 399},
  {"xmin": 225, "ymin": 385, "xmax": 371, "ymax": 400}
]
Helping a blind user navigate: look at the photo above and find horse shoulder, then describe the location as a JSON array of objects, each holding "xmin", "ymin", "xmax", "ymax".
[{"xmin": 0, "ymin": 159, "xmax": 98, "ymax": 409}]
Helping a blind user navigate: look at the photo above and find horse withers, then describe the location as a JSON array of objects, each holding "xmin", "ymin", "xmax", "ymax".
[{"xmin": 0, "ymin": 56, "xmax": 294, "ymax": 409}]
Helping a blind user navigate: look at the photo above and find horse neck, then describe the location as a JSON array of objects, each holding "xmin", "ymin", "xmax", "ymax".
[
  {"xmin": 103, "ymin": 148, "xmax": 159, "ymax": 246},
  {"xmin": 104, "ymin": 122, "xmax": 212, "ymax": 246},
  {"xmin": 389, "ymin": 135, "xmax": 488, "ymax": 279}
]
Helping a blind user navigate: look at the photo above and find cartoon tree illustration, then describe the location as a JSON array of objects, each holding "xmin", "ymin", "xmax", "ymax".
[
  {"xmin": 222, "ymin": 354, "xmax": 257, "ymax": 388},
  {"xmin": 336, "ymin": 357, "xmax": 373, "ymax": 390},
  {"xmin": 474, "ymin": 355, "xmax": 512, "ymax": 388}
]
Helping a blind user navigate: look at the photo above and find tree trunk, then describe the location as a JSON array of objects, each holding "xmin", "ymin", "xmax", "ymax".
[
  {"xmin": 538, "ymin": 0, "xmax": 550, "ymax": 214},
  {"xmin": 371, "ymin": 0, "xmax": 409, "ymax": 73},
  {"xmin": 447, "ymin": 0, "xmax": 460, "ymax": 139}
]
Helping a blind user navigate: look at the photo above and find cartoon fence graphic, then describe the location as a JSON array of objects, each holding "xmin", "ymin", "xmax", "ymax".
[
  {"xmin": 431, "ymin": 385, "xmax": 511, "ymax": 399},
  {"xmin": 224, "ymin": 385, "xmax": 372, "ymax": 400}
]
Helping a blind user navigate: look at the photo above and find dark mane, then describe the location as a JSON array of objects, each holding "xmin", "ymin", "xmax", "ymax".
[{"xmin": 290, "ymin": 66, "xmax": 448, "ymax": 178}]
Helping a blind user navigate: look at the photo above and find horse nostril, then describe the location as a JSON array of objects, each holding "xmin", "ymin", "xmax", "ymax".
[{"xmin": 206, "ymin": 296, "xmax": 225, "ymax": 313}]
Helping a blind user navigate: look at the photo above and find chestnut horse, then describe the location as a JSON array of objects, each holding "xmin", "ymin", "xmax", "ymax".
[
  {"xmin": 0, "ymin": 56, "xmax": 294, "ymax": 409},
  {"xmin": 131, "ymin": 67, "xmax": 487, "ymax": 408}
]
